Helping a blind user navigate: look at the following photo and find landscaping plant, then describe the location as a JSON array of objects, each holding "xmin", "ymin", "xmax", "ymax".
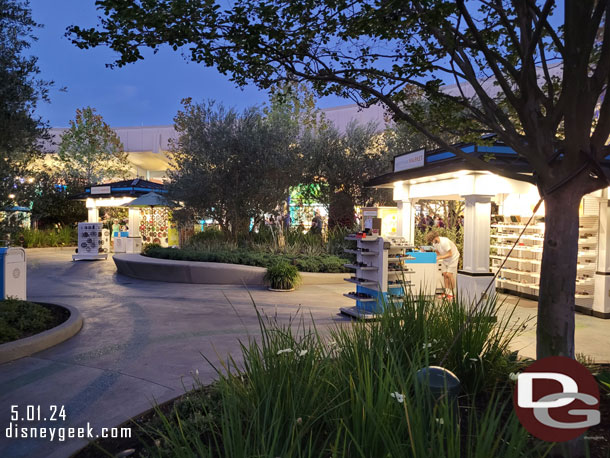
[
  {"xmin": 19, "ymin": 227, "xmax": 77, "ymax": 248},
  {"xmin": 0, "ymin": 299, "xmax": 67, "ymax": 344},
  {"xmin": 124, "ymin": 294, "xmax": 563, "ymax": 457},
  {"xmin": 264, "ymin": 262, "xmax": 301, "ymax": 290}
]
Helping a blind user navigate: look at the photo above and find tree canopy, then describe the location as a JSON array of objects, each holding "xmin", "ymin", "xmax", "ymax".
[
  {"xmin": 0, "ymin": 0, "xmax": 50, "ymax": 233},
  {"xmin": 69, "ymin": 0, "xmax": 610, "ymax": 358},
  {"xmin": 168, "ymin": 99, "xmax": 303, "ymax": 238},
  {"xmin": 57, "ymin": 106, "xmax": 131, "ymax": 186},
  {"xmin": 301, "ymin": 121, "xmax": 393, "ymax": 227}
]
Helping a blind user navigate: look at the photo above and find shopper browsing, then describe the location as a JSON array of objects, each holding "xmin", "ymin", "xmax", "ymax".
[{"xmin": 426, "ymin": 231, "xmax": 460, "ymax": 299}]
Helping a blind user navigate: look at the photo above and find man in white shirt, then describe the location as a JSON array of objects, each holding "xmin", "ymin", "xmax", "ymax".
[{"xmin": 426, "ymin": 231, "xmax": 460, "ymax": 298}]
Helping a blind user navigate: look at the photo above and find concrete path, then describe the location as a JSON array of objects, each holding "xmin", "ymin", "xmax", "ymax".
[
  {"xmin": 0, "ymin": 249, "xmax": 354, "ymax": 458},
  {"xmin": 0, "ymin": 249, "xmax": 608, "ymax": 457}
]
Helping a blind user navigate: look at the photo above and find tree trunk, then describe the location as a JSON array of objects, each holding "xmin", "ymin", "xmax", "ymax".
[
  {"xmin": 536, "ymin": 184, "xmax": 583, "ymax": 359},
  {"xmin": 328, "ymin": 191, "xmax": 355, "ymax": 229}
]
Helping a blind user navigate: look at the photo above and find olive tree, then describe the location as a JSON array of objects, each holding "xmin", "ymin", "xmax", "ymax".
[{"xmin": 168, "ymin": 99, "xmax": 302, "ymax": 239}]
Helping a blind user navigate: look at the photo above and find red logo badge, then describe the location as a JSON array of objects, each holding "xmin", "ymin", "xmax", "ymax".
[{"xmin": 513, "ymin": 356, "xmax": 600, "ymax": 442}]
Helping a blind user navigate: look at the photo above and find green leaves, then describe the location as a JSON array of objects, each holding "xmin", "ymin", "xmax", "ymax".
[
  {"xmin": 168, "ymin": 99, "xmax": 303, "ymax": 238},
  {"xmin": 57, "ymin": 106, "xmax": 130, "ymax": 186}
]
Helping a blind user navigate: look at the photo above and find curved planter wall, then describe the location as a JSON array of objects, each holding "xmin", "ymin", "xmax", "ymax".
[
  {"xmin": 113, "ymin": 254, "xmax": 346, "ymax": 285},
  {"xmin": 0, "ymin": 303, "xmax": 83, "ymax": 364}
]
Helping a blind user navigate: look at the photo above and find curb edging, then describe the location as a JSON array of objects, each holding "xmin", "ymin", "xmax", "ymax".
[{"xmin": 0, "ymin": 303, "xmax": 83, "ymax": 364}]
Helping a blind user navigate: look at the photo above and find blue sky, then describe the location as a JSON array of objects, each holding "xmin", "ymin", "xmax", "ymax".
[
  {"xmin": 29, "ymin": 0, "xmax": 345, "ymax": 128},
  {"xmin": 29, "ymin": 1, "xmax": 564, "ymax": 129}
]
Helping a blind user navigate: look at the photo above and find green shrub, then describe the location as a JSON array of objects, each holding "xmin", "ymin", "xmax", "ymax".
[
  {"xmin": 264, "ymin": 262, "xmax": 301, "ymax": 290},
  {"xmin": 143, "ymin": 246, "xmax": 349, "ymax": 273},
  {"xmin": 0, "ymin": 298, "xmax": 59, "ymax": 344}
]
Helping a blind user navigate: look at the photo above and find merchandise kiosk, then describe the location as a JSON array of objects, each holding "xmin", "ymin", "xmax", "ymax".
[
  {"xmin": 71, "ymin": 179, "xmax": 174, "ymax": 252},
  {"xmin": 341, "ymin": 234, "xmax": 437, "ymax": 319},
  {"xmin": 366, "ymin": 139, "xmax": 610, "ymax": 318}
]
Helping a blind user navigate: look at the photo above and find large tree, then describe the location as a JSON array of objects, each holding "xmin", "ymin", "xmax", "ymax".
[
  {"xmin": 168, "ymin": 99, "xmax": 302, "ymax": 239},
  {"xmin": 302, "ymin": 121, "xmax": 393, "ymax": 227},
  {"xmin": 57, "ymin": 106, "xmax": 131, "ymax": 187},
  {"xmin": 0, "ymin": 0, "xmax": 50, "ymax": 235},
  {"xmin": 70, "ymin": 1, "xmax": 610, "ymax": 358}
]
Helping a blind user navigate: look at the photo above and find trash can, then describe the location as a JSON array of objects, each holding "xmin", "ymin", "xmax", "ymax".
[{"xmin": 0, "ymin": 247, "xmax": 27, "ymax": 300}]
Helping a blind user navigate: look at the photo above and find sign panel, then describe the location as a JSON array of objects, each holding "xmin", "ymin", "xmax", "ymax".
[
  {"xmin": 91, "ymin": 186, "xmax": 111, "ymax": 195},
  {"xmin": 394, "ymin": 149, "xmax": 425, "ymax": 172}
]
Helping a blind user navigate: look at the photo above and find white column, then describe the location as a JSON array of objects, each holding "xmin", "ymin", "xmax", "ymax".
[
  {"xmin": 128, "ymin": 208, "xmax": 141, "ymax": 237},
  {"xmin": 393, "ymin": 181, "xmax": 415, "ymax": 244},
  {"xmin": 457, "ymin": 194, "xmax": 495, "ymax": 304},
  {"xmin": 395, "ymin": 199, "xmax": 416, "ymax": 244},
  {"xmin": 87, "ymin": 207, "xmax": 98, "ymax": 223},
  {"xmin": 593, "ymin": 189, "xmax": 610, "ymax": 318},
  {"xmin": 462, "ymin": 195, "xmax": 492, "ymax": 273}
]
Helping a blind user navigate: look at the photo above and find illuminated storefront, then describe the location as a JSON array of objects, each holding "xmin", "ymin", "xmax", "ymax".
[{"xmin": 368, "ymin": 140, "xmax": 610, "ymax": 319}]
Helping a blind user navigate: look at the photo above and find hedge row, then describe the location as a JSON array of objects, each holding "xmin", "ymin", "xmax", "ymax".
[{"xmin": 143, "ymin": 246, "xmax": 350, "ymax": 273}]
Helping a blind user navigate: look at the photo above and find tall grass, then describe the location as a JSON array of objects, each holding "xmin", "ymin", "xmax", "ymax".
[
  {"xmin": 141, "ymin": 294, "xmax": 554, "ymax": 457},
  {"xmin": 19, "ymin": 227, "xmax": 77, "ymax": 247}
]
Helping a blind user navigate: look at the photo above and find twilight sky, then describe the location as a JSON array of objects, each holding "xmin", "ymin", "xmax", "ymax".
[{"xmin": 29, "ymin": 0, "xmax": 345, "ymax": 128}]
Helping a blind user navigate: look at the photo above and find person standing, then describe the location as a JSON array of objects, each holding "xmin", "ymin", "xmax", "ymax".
[
  {"xmin": 310, "ymin": 211, "xmax": 323, "ymax": 235},
  {"xmin": 426, "ymin": 231, "xmax": 460, "ymax": 299},
  {"xmin": 283, "ymin": 212, "xmax": 291, "ymax": 230}
]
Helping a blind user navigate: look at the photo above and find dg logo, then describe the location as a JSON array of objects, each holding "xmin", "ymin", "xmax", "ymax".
[{"xmin": 513, "ymin": 356, "xmax": 600, "ymax": 442}]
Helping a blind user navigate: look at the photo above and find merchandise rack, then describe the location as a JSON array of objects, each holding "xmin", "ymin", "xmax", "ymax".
[
  {"xmin": 340, "ymin": 236, "xmax": 415, "ymax": 320},
  {"xmin": 491, "ymin": 214, "xmax": 598, "ymax": 309},
  {"xmin": 73, "ymin": 222, "xmax": 110, "ymax": 261}
]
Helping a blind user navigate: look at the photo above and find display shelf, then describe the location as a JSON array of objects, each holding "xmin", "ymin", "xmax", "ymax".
[
  {"xmin": 345, "ymin": 235, "xmax": 379, "ymax": 242},
  {"xmin": 492, "ymin": 245, "xmax": 543, "ymax": 252},
  {"xmin": 340, "ymin": 306, "xmax": 379, "ymax": 320},
  {"xmin": 491, "ymin": 224, "xmax": 545, "ymax": 230},
  {"xmin": 344, "ymin": 249, "xmax": 377, "ymax": 255},
  {"xmin": 490, "ymin": 255, "xmax": 541, "ymax": 264},
  {"xmin": 388, "ymin": 269, "xmax": 416, "ymax": 275},
  {"xmin": 343, "ymin": 293, "xmax": 376, "ymax": 302},
  {"xmin": 344, "ymin": 278, "xmax": 378, "ymax": 287},
  {"xmin": 344, "ymin": 264, "xmax": 378, "ymax": 271},
  {"xmin": 491, "ymin": 234, "xmax": 544, "ymax": 241},
  {"xmin": 492, "ymin": 208, "xmax": 599, "ymax": 304},
  {"xmin": 341, "ymin": 235, "xmax": 427, "ymax": 317},
  {"xmin": 387, "ymin": 256, "xmax": 416, "ymax": 262}
]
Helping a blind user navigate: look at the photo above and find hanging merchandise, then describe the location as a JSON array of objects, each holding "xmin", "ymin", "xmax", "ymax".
[{"xmin": 139, "ymin": 207, "xmax": 170, "ymax": 247}]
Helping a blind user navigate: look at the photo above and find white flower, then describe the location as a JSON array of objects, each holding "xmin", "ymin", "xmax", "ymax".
[
  {"xmin": 435, "ymin": 418, "xmax": 444, "ymax": 425},
  {"xmin": 422, "ymin": 343, "xmax": 432, "ymax": 349},
  {"xmin": 432, "ymin": 339, "xmax": 438, "ymax": 344},
  {"xmin": 509, "ymin": 372, "xmax": 519, "ymax": 381},
  {"xmin": 390, "ymin": 392, "xmax": 405, "ymax": 403},
  {"xmin": 298, "ymin": 349, "xmax": 308, "ymax": 357},
  {"xmin": 277, "ymin": 348, "xmax": 293, "ymax": 355}
]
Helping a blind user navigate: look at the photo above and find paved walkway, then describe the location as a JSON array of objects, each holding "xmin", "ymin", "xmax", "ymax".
[{"xmin": 0, "ymin": 249, "xmax": 608, "ymax": 457}]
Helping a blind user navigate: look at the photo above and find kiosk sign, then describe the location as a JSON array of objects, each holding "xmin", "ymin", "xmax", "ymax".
[
  {"xmin": 513, "ymin": 356, "xmax": 600, "ymax": 442},
  {"xmin": 394, "ymin": 149, "xmax": 424, "ymax": 172},
  {"xmin": 91, "ymin": 185, "xmax": 111, "ymax": 195}
]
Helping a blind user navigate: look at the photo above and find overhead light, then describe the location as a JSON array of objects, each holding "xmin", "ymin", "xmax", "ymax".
[{"xmin": 8, "ymin": 194, "xmax": 15, "ymax": 199}]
